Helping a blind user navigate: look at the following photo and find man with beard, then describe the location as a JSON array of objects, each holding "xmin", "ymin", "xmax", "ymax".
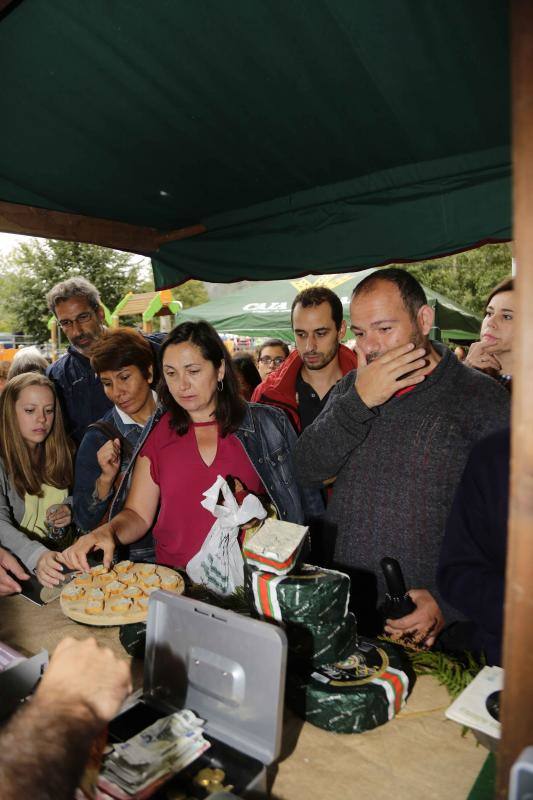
[
  {"xmin": 293, "ymin": 269, "xmax": 510, "ymax": 648},
  {"xmin": 252, "ymin": 287, "xmax": 357, "ymax": 432},
  {"xmin": 46, "ymin": 277, "xmax": 162, "ymax": 446}
]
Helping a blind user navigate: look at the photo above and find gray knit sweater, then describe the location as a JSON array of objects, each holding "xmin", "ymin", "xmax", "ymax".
[{"xmin": 293, "ymin": 345, "xmax": 510, "ymax": 619}]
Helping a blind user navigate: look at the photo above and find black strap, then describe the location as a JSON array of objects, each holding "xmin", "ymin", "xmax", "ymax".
[{"xmin": 89, "ymin": 420, "xmax": 134, "ymax": 461}]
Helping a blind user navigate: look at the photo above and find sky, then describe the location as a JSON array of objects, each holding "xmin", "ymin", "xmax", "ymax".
[{"xmin": 0, "ymin": 232, "xmax": 41, "ymax": 255}]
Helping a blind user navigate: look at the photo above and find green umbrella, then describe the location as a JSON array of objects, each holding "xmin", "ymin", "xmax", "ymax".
[{"xmin": 179, "ymin": 269, "xmax": 480, "ymax": 342}]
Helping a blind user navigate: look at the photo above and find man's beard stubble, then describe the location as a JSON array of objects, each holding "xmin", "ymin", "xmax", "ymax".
[{"xmin": 302, "ymin": 340, "xmax": 340, "ymax": 371}]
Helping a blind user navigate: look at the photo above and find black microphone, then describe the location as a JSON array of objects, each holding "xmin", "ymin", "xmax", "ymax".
[{"xmin": 380, "ymin": 557, "xmax": 416, "ymax": 620}]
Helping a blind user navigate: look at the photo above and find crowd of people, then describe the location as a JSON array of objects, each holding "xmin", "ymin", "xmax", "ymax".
[{"xmin": 0, "ymin": 267, "xmax": 515, "ymax": 796}]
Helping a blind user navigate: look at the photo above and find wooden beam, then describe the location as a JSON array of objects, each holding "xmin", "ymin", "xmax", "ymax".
[
  {"xmin": 155, "ymin": 223, "xmax": 207, "ymax": 246},
  {"xmin": 0, "ymin": 200, "xmax": 159, "ymax": 255},
  {"xmin": 497, "ymin": 0, "xmax": 533, "ymax": 795}
]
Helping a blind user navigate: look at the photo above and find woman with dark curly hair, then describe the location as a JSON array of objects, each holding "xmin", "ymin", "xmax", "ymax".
[{"xmin": 62, "ymin": 321, "xmax": 311, "ymax": 571}]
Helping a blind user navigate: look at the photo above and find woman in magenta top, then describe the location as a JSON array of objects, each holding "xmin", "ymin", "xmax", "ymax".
[{"xmin": 62, "ymin": 321, "xmax": 310, "ymax": 572}]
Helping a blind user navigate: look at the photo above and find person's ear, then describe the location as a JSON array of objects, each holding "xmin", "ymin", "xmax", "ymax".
[
  {"xmin": 338, "ymin": 320, "xmax": 347, "ymax": 341},
  {"xmin": 96, "ymin": 306, "xmax": 105, "ymax": 325},
  {"xmin": 417, "ymin": 304, "xmax": 435, "ymax": 336},
  {"xmin": 147, "ymin": 365, "xmax": 154, "ymax": 385},
  {"xmin": 217, "ymin": 360, "xmax": 226, "ymax": 382}
]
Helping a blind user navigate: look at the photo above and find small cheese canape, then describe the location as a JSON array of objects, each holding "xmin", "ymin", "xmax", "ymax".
[
  {"xmin": 108, "ymin": 597, "xmax": 131, "ymax": 614},
  {"xmin": 62, "ymin": 583, "xmax": 85, "ymax": 601},
  {"xmin": 74, "ymin": 572, "xmax": 92, "ymax": 586},
  {"xmin": 104, "ymin": 580, "xmax": 126, "ymax": 597},
  {"xmin": 114, "ymin": 560, "xmax": 134, "ymax": 574}
]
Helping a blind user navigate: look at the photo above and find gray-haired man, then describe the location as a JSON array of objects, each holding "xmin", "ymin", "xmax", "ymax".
[{"xmin": 46, "ymin": 277, "xmax": 113, "ymax": 445}]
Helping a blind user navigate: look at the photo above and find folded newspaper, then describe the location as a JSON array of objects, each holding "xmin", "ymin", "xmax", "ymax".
[
  {"xmin": 445, "ymin": 665, "xmax": 503, "ymax": 739},
  {"xmin": 96, "ymin": 709, "xmax": 211, "ymax": 799}
]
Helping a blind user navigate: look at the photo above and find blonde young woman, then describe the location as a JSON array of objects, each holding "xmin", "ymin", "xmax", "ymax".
[{"xmin": 0, "ymin": 373, "xmax": 74, "ymax": 588}]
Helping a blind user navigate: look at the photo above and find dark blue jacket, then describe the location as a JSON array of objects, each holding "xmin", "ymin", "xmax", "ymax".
[
  {"xmin": 47, "ymin": 334, "xmax": 165, "ymax": 446},
  {"xmin": 437, "ymin": 428, "xmax": 509, "ymax": 665},
  {"xmin": 73, "ymin": 405, "xmax": 156, "ymax": 562},
  {"xmin": 110, "ymin": 402, "xmax": 323, "ymax": 529}
]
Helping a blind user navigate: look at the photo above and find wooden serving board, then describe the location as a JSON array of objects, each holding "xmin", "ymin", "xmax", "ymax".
[{"xmin": 60, "ymin": 564, "xmax": 185, "ymax": 626}]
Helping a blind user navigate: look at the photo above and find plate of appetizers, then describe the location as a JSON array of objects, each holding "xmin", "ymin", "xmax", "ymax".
[{"xmin": 60, "ymin": 561, "xmax": 185, "ymax": 625}]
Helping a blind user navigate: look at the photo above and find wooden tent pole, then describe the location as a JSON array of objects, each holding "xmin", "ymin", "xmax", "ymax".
[{"xmin": 497, "ymin": 1, "xmax": 533, "ymax": 795}]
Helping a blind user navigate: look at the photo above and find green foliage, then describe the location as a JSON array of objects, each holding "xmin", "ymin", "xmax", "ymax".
[
  {"xmin": 398, "ymin": 243, "xmax": 512, "ymax": 314},
  {"xmin": 172, "ymin": 279, "xmax": 208, "ymax": 309},
  {"xmin": 0, "ymin": 240, "xmax": 143, "ymax": 342},
  {"xmin": 409, "ymin": 649, "xmax": 483, "ymax": 699}
]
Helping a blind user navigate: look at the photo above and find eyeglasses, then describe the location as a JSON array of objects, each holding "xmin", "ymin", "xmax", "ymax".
[
  {"xmin": 57, "ymin": 311, "xmax": 94, "ymax": 330},
  {"xmin": 258, "ymin": 356, "xmax": 285, "ymax": 367}
]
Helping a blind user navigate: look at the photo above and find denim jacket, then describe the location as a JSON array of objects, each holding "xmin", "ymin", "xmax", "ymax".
[
  {"xmin": 109, "ymin": 402, "xmax": 323, "ymax": 529},
  {"xmin": 73, "ymin": 405, "xmax": 155, "ymax": 561}
]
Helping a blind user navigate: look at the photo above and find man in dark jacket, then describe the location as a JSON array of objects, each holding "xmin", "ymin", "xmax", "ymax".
[
  {"xmin": 437, "ymin": 428, "xmax": 509, "ymax": 665},
  {"xmin": 46, "ymin": 277, "xmax": 162, "ymax": 446},
  {"xmin": 252, "ymin": 286, "xmax": 357, "ymax": 433},
  {"xmin": 294, "ymin": 269, "xmax": 510, "ymax": 646}
]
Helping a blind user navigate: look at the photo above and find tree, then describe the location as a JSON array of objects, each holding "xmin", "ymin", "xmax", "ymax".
[
  {"xmin": 398, "ymin": 243, "xmax": 512, "ymax": 315},
  {"xmin": 0, "ymin": 240, "xmax": 143, "ymax": 342},
  {"xmin": 171, "ymin": 280, "xmax": 208, "ymax": 309}
]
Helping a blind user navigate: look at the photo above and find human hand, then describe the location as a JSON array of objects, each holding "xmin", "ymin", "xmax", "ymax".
[
  {"xmin": 384, "ymin": 589, "xmax": 445, "ymax": 648},
  {"xmin": 36, "ymin": 550, "xmax": 66, "ymax": 587},
  {"xmin": 46, "ymin": 503, "xmax": 72, "ymax": 529},
  {"xmin": 37, "ymin": 636, "xmax": 132, "ymax": 725},
  {"xmin": 96, "ymin": 438, "xmax": 121, "ymax": 481},
  {"xmin": 355, "ymin": 343, "xmax": 432, "ymax": 408},
  {"xmin": 464, "ymin": 340, "xmax": 502, "ymax": 372},
  {"xmin": 59, "ymin": 526, "xmax": 116, "ymax": 572},
  {"xmin": 0, "ymin": 547, "xmax": 29, "ymax": 595}
]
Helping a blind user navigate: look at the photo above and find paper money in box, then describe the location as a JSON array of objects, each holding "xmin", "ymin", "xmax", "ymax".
[
  {"xmin": 186, "ymin": 475, "xmax": 267, "ymax": 596},
  {"xmin": 102, "ymin": 591, "xmax": 287, "ymax": 799}
]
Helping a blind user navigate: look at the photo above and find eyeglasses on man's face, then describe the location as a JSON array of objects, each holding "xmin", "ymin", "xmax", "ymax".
[
  {"xmin": 57, "ymin": 310, "xmax": 95, "ymax": 330},
  {"xmin": 258, "ymin": 355, "xmax": 285, "ymax": 367}
]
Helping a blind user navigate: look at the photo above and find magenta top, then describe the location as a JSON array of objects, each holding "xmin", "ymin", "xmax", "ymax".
[{"xmin": 139, "ymin": 412, "xmax": 263, "ymax": 568}]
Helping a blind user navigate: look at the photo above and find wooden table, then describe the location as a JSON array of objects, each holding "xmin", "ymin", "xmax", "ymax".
[{"xmin": 1, "ymin": 595, "xmax": 487, "ymax": 800}]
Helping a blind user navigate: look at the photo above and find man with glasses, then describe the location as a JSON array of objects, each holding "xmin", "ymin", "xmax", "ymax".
[
  {"xmin": 252, "ymin": 287, "xmax": 357, "ymax": 433},
  {"xmin": 46, "ymin": 278, "xmax": 162, "ymax": 446},
  {"xmin": 255, "ymin": 339, "xmax": 289, "ymax": 382}
]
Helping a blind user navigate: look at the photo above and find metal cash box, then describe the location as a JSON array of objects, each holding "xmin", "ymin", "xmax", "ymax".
[{"xmin": 109, "ymin": 591, "xmax": 288, "ymax": 799}]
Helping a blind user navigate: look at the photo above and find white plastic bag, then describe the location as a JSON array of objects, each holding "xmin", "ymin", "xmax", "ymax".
[{"xmin": 186, "ymin": 474, "xmax": 267, "ymax": 596}]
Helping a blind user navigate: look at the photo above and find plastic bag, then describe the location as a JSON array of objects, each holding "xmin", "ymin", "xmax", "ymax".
[{"xmin": 186, "ymin": 475, "xmax": 267, "ymax": 596}]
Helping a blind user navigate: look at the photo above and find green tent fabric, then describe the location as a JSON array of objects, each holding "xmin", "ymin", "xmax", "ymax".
[
  {"xmin": 179, "ymin": 270, "xmax": 481, "ymax": 341},
  {"xmin": 0, "ymin": 1, "xmax": 510, "ymax": 287}
]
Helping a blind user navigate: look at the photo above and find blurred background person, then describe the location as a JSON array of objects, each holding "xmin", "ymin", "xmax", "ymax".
[
  {"xmin": 73, "ymin": 328, "xmax": 158, "ymax": 562},
  {"xmin": 255, "ymin": 338, "xmax": 289, "ymax": 381},
  {"xmin": 0, "ymin": 373, "xmax": 73, "ymax": 586},
  {"xmin": 232, "ymin": 352, "xmax": 261, "ymax": 400},
  {"xmin": 0, "ymin": 362, "xmax": 9, "ymax": 394},
  {"xmin": 7, "ymin": 346, "xmax": 49, "ymax": 379},
  {"xmin": 465, "ymin": 277, "xmax": 513, "ymax": 390},
  {"xmin": 453, "ymin": 345, "xmax": 467, "ymax": 362}
]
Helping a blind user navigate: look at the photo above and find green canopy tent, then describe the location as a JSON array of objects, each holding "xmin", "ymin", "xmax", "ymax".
[
  {"xmin": 179, "ymin": 270, "xmax": 481, "ymax": 342},
  {"xmin": 0, "ymin": 1, "xmax": 510, "ymax": 287}
]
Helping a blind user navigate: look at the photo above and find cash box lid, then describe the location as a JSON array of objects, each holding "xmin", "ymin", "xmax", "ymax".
[{"xmin": 143, "ymin": 592, "xmax": 287, "ymax": 766}]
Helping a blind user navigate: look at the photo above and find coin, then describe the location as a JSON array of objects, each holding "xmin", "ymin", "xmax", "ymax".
[
  {"xmin": 206, "ymin": 782, "xmax": 225, "ymax": 794},
  {"xmin": 210, "ymin": 769, "xmax": 226, "ymax": 782}
]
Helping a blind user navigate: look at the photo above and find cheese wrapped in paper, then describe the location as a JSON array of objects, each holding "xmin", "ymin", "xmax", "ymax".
[
  {"xmin": 243, "ymin": 518, "xmax": 308, "ymax": 575},
  {"xmin": 286, "ymin": 638, "xmax": 414, "ymax": 733},
  {"xmin": 245, "ymin": 564, "xmax": 350, "ymax": 625}
]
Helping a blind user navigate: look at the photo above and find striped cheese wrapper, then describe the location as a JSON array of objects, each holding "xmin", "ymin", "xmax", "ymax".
[
  {"xmin": 286, "ymin": 638, "xmax": 414, "ymax": 733},
  {"xmin": 245, "ymin": 563, "xmax": 350, "ymax": 625},
  {"xmin": 285, "ymin": 612, "xmax": 358, "ymax": 667}
]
